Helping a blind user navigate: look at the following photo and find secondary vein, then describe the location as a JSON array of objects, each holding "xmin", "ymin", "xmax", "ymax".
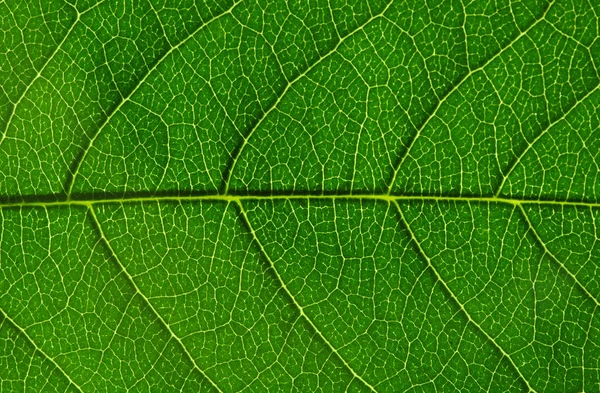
[
  {"xmin": 393, "ymin": 200, "xmax": 537, "ymax": 393},
  {"xmin": 88, "ymin": 205, "xmax": 225, "ymax": 393},
  {"xmin": 236, "ymin": 199, "xmax": 379, "ymax": 392}
]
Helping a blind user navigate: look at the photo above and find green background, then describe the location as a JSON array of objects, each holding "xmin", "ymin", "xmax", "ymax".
[{"xmin": 1, "ymin": 0, "xmax": 599, "ymax": 391}]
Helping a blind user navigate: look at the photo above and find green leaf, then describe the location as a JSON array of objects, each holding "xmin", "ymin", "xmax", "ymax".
[{"xmin": 1, "ymin": 0, "xmax": 599, "ymax": 392}]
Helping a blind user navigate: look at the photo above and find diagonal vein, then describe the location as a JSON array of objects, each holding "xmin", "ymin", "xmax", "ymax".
[
  {"xmin": 65, "ymin": 0, "xmax": 242, "ymax": 198},
  {"xmin": 0, "ymin": 0, "xmax": 107, "ymax": 147},
  {"xmin": 495, "ymin": 82, "xmax": 600, "ymax": 197},
  {"xmin": 222, "ymin": 0, "xmax": 395, "ymax": 194},
  {"xmin": 517, "ymin": 204, "xmax": 600, "ymax": 307},
  {"xmin": 386, "ymin": 0, "xmax": 556, "ymax": 194},
  {"xmin": 236, "ymin": 199, "xmax": 379, "ymax": 393},
  {"xmin": 392, "ymin": 200, "xmax": 537, "ymax": 393},
  {"xmin": 0, "ymin": 308, "xmax": 84, "ymax": 393},
  {"xmin": 87, "ymin": 204, "xmax": 224, "ymax": 393}
]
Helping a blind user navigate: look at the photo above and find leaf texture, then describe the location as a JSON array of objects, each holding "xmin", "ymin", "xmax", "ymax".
[{"xmin": 1, "ymin": 0, "xmax": 600, "ymax": 392}]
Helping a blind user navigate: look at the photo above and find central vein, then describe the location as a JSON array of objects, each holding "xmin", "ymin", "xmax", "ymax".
[{"xmin": 0, "ymin": 194, "xmax": 598, "ymax": 209}]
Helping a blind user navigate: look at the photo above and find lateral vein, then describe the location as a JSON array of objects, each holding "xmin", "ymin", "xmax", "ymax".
[
  {"xmin": 236, "ymin": 200, "xmax": 379, "ymax": 393},
  {"xmin": 87, "ymin": 205, "xmax": 225, "ymax": 393},
  {"xmin": 392, "ymin": 200, "xmax": 537, "ymax": 393}
]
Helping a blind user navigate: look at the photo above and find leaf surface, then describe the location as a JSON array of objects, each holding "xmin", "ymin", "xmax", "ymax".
[{"xmin": 1, "ymin": 0, "xmax": 600, "ymax": 392}]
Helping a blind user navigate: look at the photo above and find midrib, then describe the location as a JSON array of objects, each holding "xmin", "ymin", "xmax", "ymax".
[{"xmin": 0, "ymin": 193, "xmax": 598, "ymax": 209}]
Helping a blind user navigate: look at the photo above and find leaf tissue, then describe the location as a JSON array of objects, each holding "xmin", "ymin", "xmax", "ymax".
[{"xmin": 1, "ymin": 0, "xmax": 599, "ymax": 392}]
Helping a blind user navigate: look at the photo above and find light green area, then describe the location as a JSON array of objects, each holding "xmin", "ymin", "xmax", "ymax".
[{"xmin": 1, "ymin": 0, "xmax": 599, "ymax": 392}]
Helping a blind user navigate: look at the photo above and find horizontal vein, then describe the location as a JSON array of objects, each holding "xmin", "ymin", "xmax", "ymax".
[
  {"xmin": 88, "ymin": 205, "xmax": 224, "ymax": 393},
  {"xmin": 1, "ymin": 194, "xmax": 600, "ymax": 210},
  {"xmin": 0, "ymin": 308, "xmax": 84, "ymax": 392},
  {"xmin": 236, "ymin": 200, "xmax": 378, "ymax": 392}
]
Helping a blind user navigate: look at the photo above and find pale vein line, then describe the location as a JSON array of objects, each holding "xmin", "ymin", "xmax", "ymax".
[
  {"xmin": 386, "ymin": 0, "xmax": 555, "ymax": 194},
  {"xmin": 517, "ymin": 204, "xmax": 600, "ymax": 307},
  {"xmin": 222, "ymin": 0, "xmax": 395, "ymax": 194},
  {"xmin": 392, "ymin": 200, "xmax": 537, "ymax": 393},
  {"xmin": 236, "ymin": 200, "xmax": 378, "ymax": 393},
  {"xmin": 3, "ymin": 193, "xmax": 600, "ymax": 210},
  {"xmin": 495, "ymin": 82, "xmax": 600, "ymax": 197},
  {"xmin": 0, "ymin": 0, "xmax": 107, "ymax": 146},
  {"xmin": 0, "ymin": 308, "xmax": 84, "ymax": 393},
  {"xmin": 87, "ymin": 205, "xmax": 224, "ymax": 393},
  {"xmin": 65, "ymin": 0, "xmax": 242, "ymax": 198}
]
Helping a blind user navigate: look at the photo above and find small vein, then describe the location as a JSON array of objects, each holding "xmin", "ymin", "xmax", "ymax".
[
  {"xmin": 517, "ymin": 204, "xmax": 600, "ymax": 307},
  {"xmin": 87, "ymin": 204, "xmax": 224, "ymax": 393},
  {"xmin": 392, "ymin": 200, "xmax": 537, "ymax": 393},
  {"xmin": 222, "ymin": 0, "xmax": 395, "ymax": 194},
  {"xmin": 0, "ymin": 1, "xmax": 104, "ymax": 147},
  {"xmin": 495, "ymin": 82, "xmax": 600, "ymax": 197},
  {"xmin": 0, "ymin": 308, "xmax": 84, "ymax": 393},
  {"xmin": 236, "ymin": 199, "xmax": 379, "ymax": 393},
  {"xmin": 65, "ymin": 0, "xmax": 242, "ymax": 198},
  {"xmin": 386, "ymin": 0, "xmax": 556, "ymax": 195},
  {"xmin": 0, "ymin": 0, "xmax": 111, "ymax": 147}
]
